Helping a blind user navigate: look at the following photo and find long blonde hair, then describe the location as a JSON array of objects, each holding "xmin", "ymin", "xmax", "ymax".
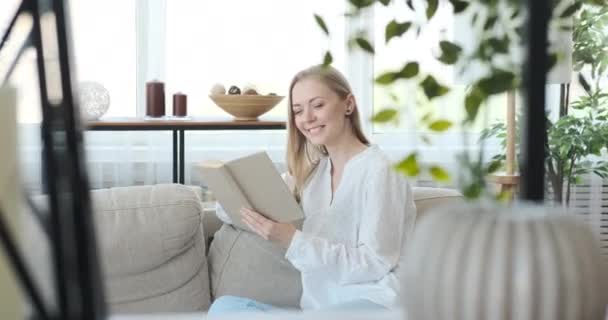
[{"xmin": 286, "ymin": 65, "xmax": 369, "ymax": 202}]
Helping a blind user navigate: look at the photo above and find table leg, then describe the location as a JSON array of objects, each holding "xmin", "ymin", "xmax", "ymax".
[
  {"xmin": 179, "ymin": 130, "xmax": 185, "ymax": 184},
  {"xmin": 172, "ymin": 130, "xmax": 178, "ymax": 183}
]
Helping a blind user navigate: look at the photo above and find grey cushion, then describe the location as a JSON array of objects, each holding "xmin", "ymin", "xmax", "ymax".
[
  {"xmin": 23, "ymin": 184, "xmax": 212, "ymax": 313},
  {"xmin": 92, "ymin": 184, "xmax": 211, "ymax": 313},
  {"xmin": 208, "ymin": 224, "xmax": 301, "ymax": 308}
]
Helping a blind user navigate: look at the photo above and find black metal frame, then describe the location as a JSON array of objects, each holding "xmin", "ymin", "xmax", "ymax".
[
  {"xmin": 0, "ymin": 0, "xmax": 106, "ymax": 319},
  {"xmin": 520, "ymin": 0, "xmax": 549, "ymax": 201}
]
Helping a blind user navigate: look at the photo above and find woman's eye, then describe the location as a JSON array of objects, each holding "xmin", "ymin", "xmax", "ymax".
[
  {"xmin": 293, "ymin": 110, "xmax": 302, "ymax": 115},
  {"xmin": 313, "ymin": 104, "xmax": 323, "ymax": 109}
]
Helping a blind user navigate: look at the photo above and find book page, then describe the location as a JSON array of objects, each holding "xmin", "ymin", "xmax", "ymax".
[
  {"xmin": 226, "ymin": 152, "xmax": 304, "ymax": 223},
  {"xmin": 198, "ymin": 162, "xmax": 252, "ymax": 231}
]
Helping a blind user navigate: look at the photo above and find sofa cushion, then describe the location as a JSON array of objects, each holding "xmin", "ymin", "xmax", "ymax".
[
  {"xmin": 208, "ymin": 224, "xmax": 302, "ymax": 308},
  {"xmin": 412, "ymin": 187, "xmax": 462, "ymax": 221},
  {"xmin": 23, "ymin": 184, "xmax": 212, "ymax": 313},
  {"xmin": 91, "ymin": 184, "xmax": 211, "ymax": 313}
]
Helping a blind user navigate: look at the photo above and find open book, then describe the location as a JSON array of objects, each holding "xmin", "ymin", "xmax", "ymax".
[{"xmin": 198, "ymin": 152, "xmax": 304, "ymax": 231}]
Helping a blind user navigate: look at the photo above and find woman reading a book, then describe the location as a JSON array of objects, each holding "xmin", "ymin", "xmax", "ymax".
[{"xmin": 208, "ymin": 65, "xmax": 416, "ymax": 315}]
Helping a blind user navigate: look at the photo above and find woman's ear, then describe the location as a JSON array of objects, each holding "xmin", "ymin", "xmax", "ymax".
[{"xmin": 345, "ymin": 94, "xmax": 355, "ymax": 115}]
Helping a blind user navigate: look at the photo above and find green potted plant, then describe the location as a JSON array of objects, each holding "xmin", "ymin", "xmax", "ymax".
[
  {"xmin": 313, "ymin": 0, "xmax": 585, "ymax": 199},
  {"xmin": 481, "ymin": 3, "xmax": 608, "ymax": 205}
]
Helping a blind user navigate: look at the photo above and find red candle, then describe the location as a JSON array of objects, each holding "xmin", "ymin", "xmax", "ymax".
[
  {"xmin": 173, "ymin": 92, "xmax": 187, "ymax": 117},
  {"xmin": 146, "ymin": 80, "xmax": 165, "ymax": 117}
]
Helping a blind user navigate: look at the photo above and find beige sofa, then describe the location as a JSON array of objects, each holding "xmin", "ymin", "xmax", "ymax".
[{"xmin": 25, "ymin": 183, "xmax": 462, "ymax": 314}]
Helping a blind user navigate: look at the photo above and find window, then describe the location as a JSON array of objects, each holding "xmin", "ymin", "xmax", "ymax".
[
  {"xmin": 164, "ymin": 0, "xmax": 345, "ymax": 118},
  {"xmin": 69, "ymin": 0, "xmax": 136, "ymax": 117},
  {"xmin": 372, "ymin": 2, "xmax": 506, "ymax": 135},
  {"xmin": 0, "ymin": 1, "xmax": 136, "ymax": 122}
]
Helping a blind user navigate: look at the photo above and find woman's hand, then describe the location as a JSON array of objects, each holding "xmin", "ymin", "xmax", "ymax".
[{"xmin": 240, "ymin": 207, "xmax": 297, "ymax": 249}]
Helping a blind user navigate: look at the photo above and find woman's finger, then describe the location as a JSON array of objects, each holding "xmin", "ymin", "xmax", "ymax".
[
  {"xmin": 242, "ymin": 207, "xmax": 275, "ymax": 224},
  {"xmin": 242, "ymin": 210, "xmax": 267, "ymax": 232},
  {"xmin": 242, "ymin": 217, "xmax": 261, "ymax": 235}
]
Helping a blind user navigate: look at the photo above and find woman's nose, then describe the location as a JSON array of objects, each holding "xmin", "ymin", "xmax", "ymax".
[{"xmin": 302, "ymin": 108, "xmax": 315, "ymax": 121}]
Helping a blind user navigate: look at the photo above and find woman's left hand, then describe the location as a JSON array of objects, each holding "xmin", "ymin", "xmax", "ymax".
[{"xmin": 240, "ymin": 207, "xmax": 297, "ymax": 249}]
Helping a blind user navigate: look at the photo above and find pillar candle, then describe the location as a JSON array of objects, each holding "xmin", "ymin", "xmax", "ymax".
[
  {"xmin": 172, "ymin": 92, "xmax": 187, "ymax": 117},
  {"xmin": 0, "ymin": 85, "xmax": 24, "ymax": 319},
  {"xmin": 146, "ymin": 80, "xmax": 165, "ymax": 117}
]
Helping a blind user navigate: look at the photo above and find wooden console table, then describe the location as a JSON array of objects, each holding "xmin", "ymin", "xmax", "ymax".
[{"xmin": 86, "ymin": 117, "xmax": 286, "ymax": 184}]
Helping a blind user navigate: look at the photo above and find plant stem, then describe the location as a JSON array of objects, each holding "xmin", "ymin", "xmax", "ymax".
[
  {"xmin": 559, "ymin": 83, "xmax": 570, "ymax": 117},
  {"xmin": 566, "ymin": 153, "xmax": 576, "ymax": 207},
  {"xmin": 547, "ymin": 157, "xmax": 561, "ymax": 204}
]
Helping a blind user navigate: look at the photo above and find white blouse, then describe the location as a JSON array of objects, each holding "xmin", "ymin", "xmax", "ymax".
[
  {"xmin": 214, "ymin": 145, "xmax": 416, "ymax": 310},
  {"xmin": 285, "ymin": 145, "xmax": 416, "ymax": 310}
]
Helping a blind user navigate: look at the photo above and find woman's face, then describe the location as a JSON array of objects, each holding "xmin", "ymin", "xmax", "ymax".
[{"xmin": 291, "ymin": 77, "xmax": 352, "ymax": 147}]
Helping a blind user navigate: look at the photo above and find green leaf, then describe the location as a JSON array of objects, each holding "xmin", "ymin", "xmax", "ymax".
[
  {"xmin": 546, "ymin": 53, "xmax": 558, "ymax": 73},
  {"xmin": 560, "ymin": 1, "xmax": 582, "ymax": 18},
  {"xmin": 375, "ymin": 72, "xmax": 398, "ymax": 85},
  {"xmin": 323, "ymin": 51, "xmax": 333, "ymax": 67},
  {"xmin": 313, "ymin": 14, "xmax": 330, "ymax": 36},
  {"xmin": 578, "ymin": 74, "xmax": 591, "ymax": 94},
  {"xmin": 372, "ymin": 108, "xmax": 399, "ymax": 123},
  {"xmin": 448, "ymin": 0, "xmax": 469, "ymax": 13},
  {"xmin": 406, "ymin": 0, "xmax": 414, "ymax": 10},
  {"xmin": 477, "ymin": 70, "xmax": 516, "ymax": 95},
  {"xmin": 438, "ymin": 40, "xmax": 462, "ymax": 64},
  {"xmin": 378, "ymin": 0, "xmax": 391, "ymax": 5},
  {"xmin": 429, "ymin": 119, "xmax": 453, "ymax": 132},
  {"xmin": 374, "ymin": 62, "xmax": 419, "ymax": 85},
  {"xmin": 487, "ymin": 159, "xmax": 502, "ymax": 173},
  {"xmin": 429, "ymin": 166, "xmax": 451, "ymax": 182},
  {"xmin": 385, "ymin": 20, "xmax": 412, "ymax": 44},
  {"xmin": 421, "ymin": 112, "xmax": 432, "ymax": 123},
  {"xmin": 484, "ymin": 15, "xmax": 498, "ymax": 30},
  {"xmin": 349, "ymin": 0, "xmax": 375, "ymax": 9},
  {"xmin": 465, "ymin": 87, "xmax": 485, "ymax": 123},
  {"xmin": 496, "ymin": 190, "xmax": 513, "ymax": 202},
  {"xmin": 427, "ymin": 0, "xmax": 439, "ymax": 19},
  {"xmin": 355, "ymin": 37, "xmax": 375, "ymax": 54},
  {"xmin": 399, "ymin": 62, "xmax": 419, "ymax": 78},
  {"xmin": 486, "ymin": 36, "xmax": 510, "ymax": 54},
  {"xmin": 462, "ymin": 182, "xmax": 482, "ymax": 199},
  {"xmin": 420, "ymin": 75, "xmax": 450, "ymax": 100},
  {"xmin": 394, "ymin": 153, "xmax": 420, "ymax": 176},
  {"xmin": 421, "ymin": 135, "xmax": 432, "ymax": 145}
]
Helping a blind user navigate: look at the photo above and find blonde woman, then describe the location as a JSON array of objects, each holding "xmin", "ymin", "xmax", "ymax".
[{"xmin": 208, "ymin": 65, "xmax": 416, "ymax": 315}]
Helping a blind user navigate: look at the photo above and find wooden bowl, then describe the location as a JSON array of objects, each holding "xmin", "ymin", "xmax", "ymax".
[{"xmin": 209, "ymin": 94, "xmax": 284, "ymax": 121}]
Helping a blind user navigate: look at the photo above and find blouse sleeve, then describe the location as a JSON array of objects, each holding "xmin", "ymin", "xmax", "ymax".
[
  {"xmin": 214, "ymin": 171, "xmax": 296, "ymax": 225},
  {"xmin": 284, "ymin": 165, "xmax": 416, "ymax": 285}
]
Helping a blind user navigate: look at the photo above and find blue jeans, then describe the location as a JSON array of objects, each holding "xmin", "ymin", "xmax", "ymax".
[{"xmin": 207, "ymin": 295, "xmax": 385, "ymax": 317}]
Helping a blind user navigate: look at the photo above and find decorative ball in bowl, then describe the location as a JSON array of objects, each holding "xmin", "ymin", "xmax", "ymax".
[{"xmin": 209, "ymin": 94, "xmax": 284, "ymax": 121}]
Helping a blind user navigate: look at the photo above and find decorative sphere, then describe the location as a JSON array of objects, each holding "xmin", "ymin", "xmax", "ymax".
[
  {"xmin": 242, "ymin": 87, "xmax": 259, "ymax": 95},
  {"xmin": 228, "ymin": 85, "xmax": 241, "ymax": 95},
  {"xmin": 210, "ymin": 83, "xmax": 226, "ymax": 95},
  {"xmin": 401, "ymin": 202, "xmax": 608, "ymax": 320},
  {"xmin": 78, "ymin": 81, "xmax": 110, "ymax": 121}
]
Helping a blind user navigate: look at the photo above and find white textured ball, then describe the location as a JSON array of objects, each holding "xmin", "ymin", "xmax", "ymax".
[
  {"xmin": 210, "ymin": 83, "xmax": 226, "ymax": 95},
  {"xmin": 401, "ymin": 201, "xmax": 608, "ymax": 320},
  {"xmin": 78, "ymin": 81, "xmax": 110, "ymax": 121}
]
